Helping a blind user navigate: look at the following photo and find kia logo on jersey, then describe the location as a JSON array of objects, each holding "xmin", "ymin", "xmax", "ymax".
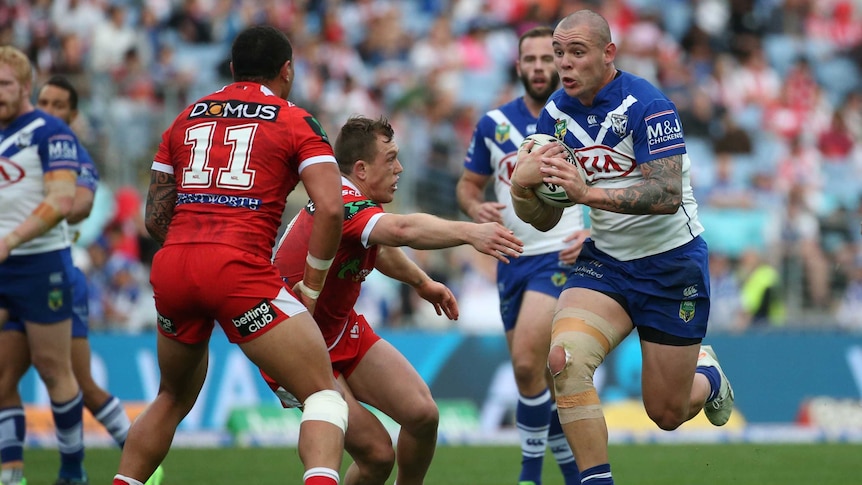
[{"xmin": 0, "ymin": 159, "xmax": 24, "ymax": 188}]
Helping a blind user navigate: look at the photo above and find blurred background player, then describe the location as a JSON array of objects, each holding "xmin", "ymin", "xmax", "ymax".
[
  {"xmin": 263, "ymin": 115, "xmax": 523, "ymax": 485},
  {"xmin": 0, "ymin": 76, "xmax": 164, "ymax": 485},
  {"xmin": 113, "ymin": 26, "xmax": 347, "ymax": 485},
  {"xmin": 0, "ymin": 48, "xmax": 87, "ymax": 485},
  {"xmin": 456, "ymin": 26, "xmax": 587, "ymax": 485}
]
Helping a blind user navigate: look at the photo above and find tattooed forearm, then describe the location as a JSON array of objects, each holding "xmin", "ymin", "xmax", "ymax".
[
  {"xmin": 145, "ymin": 170, "xmax": 177, "ymax": 244},
  {"xmin": 592, "ymin": 155, "xmax": 682, "ymax": 215}
]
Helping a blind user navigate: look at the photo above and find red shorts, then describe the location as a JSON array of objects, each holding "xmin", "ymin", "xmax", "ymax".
[
  {"xmin": 261, "ymin": 309, "xmax": 380, "ymax": 407},
  {"xmin": 150, "ymin": 244, "xmax": 306, "ymax": 344}
]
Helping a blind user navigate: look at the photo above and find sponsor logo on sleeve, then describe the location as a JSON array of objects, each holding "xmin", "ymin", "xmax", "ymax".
[
  {"xmin": 48, "ymin": 138, "xmax": 78, "ymax": 160},
  {"xmin": 645, "ymin": 110, "xmax": 685, "ymax": 155},
  {"xmin": 232, "ymin": 299, "xmax": 279, "ymax": 337}
]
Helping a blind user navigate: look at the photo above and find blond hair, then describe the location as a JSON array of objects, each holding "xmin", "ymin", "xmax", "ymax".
[{"xmin": 0, "ymin": 46, "xmax": 33, "ymax": 86}]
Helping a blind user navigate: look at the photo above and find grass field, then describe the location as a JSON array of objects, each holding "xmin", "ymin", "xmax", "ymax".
[{"xmin": 20, "ymin": 443, "xmax": 862, "ymax": 485}]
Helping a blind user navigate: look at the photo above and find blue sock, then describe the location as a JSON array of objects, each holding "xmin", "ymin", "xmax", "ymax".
[
  {"xmin": 52, "ymin": 392, "xmax": 85, "ymax": 480},
  {"xmin": 0, "ymin": 406, "xmax": 25, "ymax": 463},
  {"xmin": 580, "ymin": 463, "xmax": 613, "ymax": 484},
  {"xmin": 549, "ymin": 405, "xmax": 580, "ymax": 485},
  {"xmin": 696, "ymin": 365, "xmax": 721, "ymax": 402},
  {"xmin": 93, "ymin": 396, "xmax": 130, "ymax": 448},
  {"xmin": 517, "ymin": 389, "xmax": 552, "ymax": 484}
]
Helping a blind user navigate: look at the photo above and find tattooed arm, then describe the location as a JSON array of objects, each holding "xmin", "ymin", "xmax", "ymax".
[
  {"xmin": 145, "ymin": 170, "xmax": 177, "ymax": 245},
  {"xmin": 581, "ymin": 155, "xmax": 682, "ymax": 215}
]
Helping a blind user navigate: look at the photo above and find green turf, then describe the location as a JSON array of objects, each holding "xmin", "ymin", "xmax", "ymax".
[{"xmin": 18, "ymin": 443, "xmax": 862, "ymax": 485}]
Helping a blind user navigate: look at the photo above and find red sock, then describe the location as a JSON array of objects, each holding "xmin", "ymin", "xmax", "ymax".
[{"xmin": 303, "ymin": 467, "xmax": 339, "ymax": 485}]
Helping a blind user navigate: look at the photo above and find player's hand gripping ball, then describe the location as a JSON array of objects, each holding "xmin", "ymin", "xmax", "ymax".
[{"xmin": 518, "ymin": 134, "xmax": 585, "ymax": 208}]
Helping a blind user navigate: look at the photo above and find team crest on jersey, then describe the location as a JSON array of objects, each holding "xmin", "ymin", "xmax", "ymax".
[
  {"xmin": 47, "ymin": 289, "xmax": 63, "ymax": 311},
  {"xmin": 551, "ymin": 271, "xmax": 567, "ymax": 287},
  {"xmin": 679, "ymin": 300, "xmax": 696, "ymax": 323},
  {"xmin": 609, "ymin": 113, "xmax": 628, "ymax": 138},
  {"xmin": 15, "ymin": 130, "xmax": 33, "ymax": 148},
  {"xmin": 494, "ymin": 123, "xmax": 510, "ymax": 144},
  {"xmin": 554, "ymin": 119, "xmax": 567, "ymax": 139}
]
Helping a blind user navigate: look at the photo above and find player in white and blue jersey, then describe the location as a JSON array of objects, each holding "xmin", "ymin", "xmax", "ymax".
[
  {"xmin": 0, "ymin": 76, "xmax": 157, "ymax": 485},
  {"xmin": 508, "ymin": 11, "xmax": 734, "ymax": 485},
  {"xmin": 0, "ymin": 49, "xmax": 87, "ymax": 485},
  {"xmin": 457, "ymin": 26, "xmax": 587, "ymax": 485}
]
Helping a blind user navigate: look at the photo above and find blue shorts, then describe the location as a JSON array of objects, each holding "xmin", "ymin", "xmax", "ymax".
[
  {"xmin": 0, "ymin": 249, "xmax": 75, "ymax": 325},
  {"xmin": 564, "ymin": 237, "xmax": 710, "ymax": 340},
  {"xmin": 5, "ymin": 266, "xmax": 90, "ymax": 338},
  {"xmin": 498, "ymin": 251, "xmax": 572, "ymax": 331}
]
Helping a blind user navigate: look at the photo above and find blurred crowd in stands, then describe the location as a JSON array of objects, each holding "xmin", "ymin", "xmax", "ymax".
[{"xmin": 5, "ymin": 0, "xmax": 861, "ymax": 333}]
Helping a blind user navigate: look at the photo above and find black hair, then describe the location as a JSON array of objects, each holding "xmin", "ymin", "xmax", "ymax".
[
  {"xmin": 43, "ymin": 75, "xmax": 79, "ymax": 110},
  {"xmin": 231, "ymin": 25, "xmax": 293, "ymax": 82}
]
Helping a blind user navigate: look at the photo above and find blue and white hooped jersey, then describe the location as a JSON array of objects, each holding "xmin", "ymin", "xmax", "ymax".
[
  {"xmin": 464, "ymin": 96, "xmax": 585, "ymax": 257},
  {"xmin": 538, "ymin": 71, "xmax": 703, "ymax": 261},
  {"xmin": 0, "ymin": 110, "xmax": 80, "ymax": 255}
]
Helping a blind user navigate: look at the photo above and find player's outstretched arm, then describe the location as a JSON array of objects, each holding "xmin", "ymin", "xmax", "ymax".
[
  {"xmin": 368, "ymin": 213, "xmax": 523, "ymax": 262},
  {"xmin": 145, "ymin": 169, "xmax": 177, "ymax": 245},
  {"xmin": 374, "ymin": 245, "xmax": 459, "ymax": 320}
]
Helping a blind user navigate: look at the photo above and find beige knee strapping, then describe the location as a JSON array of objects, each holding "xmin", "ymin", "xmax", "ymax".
[
  {"xmin": 301, "ymin": 389, "xmax": 348, "ymax": 433},
  {"xmin": 550, "ymin": 308, "xmax": 622, "ymax": 424}
]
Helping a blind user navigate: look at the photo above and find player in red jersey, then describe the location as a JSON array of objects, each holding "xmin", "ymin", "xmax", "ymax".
[
  {"xmin": 113, "ymin": 26, "xmax": 347, "ymax": 485},
  {"xmin": 262, "ymin": 116, "xmax": 524, "ymax": 485}
]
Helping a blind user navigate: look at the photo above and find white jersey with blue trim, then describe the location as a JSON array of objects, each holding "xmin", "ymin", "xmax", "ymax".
[
  {"xmin": 464, "ymin": 96, "xmax": 585, "ymax": 257},
  {"xmin": 537, "ymin": 71, "xmax": 703, "ymax": 261},
  {"xmin": 0, "ymin": 110, "xmax": 80, "ymax": 255}
]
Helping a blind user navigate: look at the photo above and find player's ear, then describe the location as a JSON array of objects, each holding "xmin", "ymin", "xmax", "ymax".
[
  {"xmin": 353, "ymin": 160, "xmax": 367, "ymax": 179},
  {"xmin": 604, "ymin": 42, "xmax": 617, "ymax": 63}
]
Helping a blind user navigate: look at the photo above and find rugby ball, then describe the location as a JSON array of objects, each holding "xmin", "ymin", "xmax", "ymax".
[{"xmin": 517, "ymin": 133, "xmax": 583, "ymax": 208}]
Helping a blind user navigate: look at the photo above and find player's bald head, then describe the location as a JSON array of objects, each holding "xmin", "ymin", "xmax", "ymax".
[{"xmin": 555, "ymin": 10, "xmax": 612, "ymax": 46}]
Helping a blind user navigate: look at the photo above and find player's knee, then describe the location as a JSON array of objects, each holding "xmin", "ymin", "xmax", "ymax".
[
  {"xmin": 550, "ymin": 309, "xmax": 620, "ymax": 425},
  {"xmin": 401, "ymin": 398, "xmax": 439, "ymax": 437},
  {"xmin": 646, "ymin": 403, "xmax": 687, "ymax": 431},
  {"xmin": 511, "ymin": 356, "xmax": 544, "ymax": 389},
  {"xmin": 301, "ymin": 389, "xmax": 348, "ymax": 433},
  {"xmin": 352, "ymin": 439, "xmax": 395, "ymax": 480},
  {"xmin": 548, "ymin": 344, "xmax": 569, "ymax": 376}
]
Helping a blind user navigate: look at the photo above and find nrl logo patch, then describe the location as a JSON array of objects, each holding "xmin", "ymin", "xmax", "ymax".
[
  {"xmin": 48, "ymin": 289, "xmax": 63, "ymax": 311},
  {"xmin": 610, "ymin": 113, "xmax": 628, "ymax": 138},
  {"xmin": 554, "ymin": 119, "xmax": 567, "ymax": 139},
  {"xmin": 679, "ymin": 300, "xmax": 696, "ymax": 323},
  {"xmin": 494, "ymin": 123, "xmax": 510, "ymax": 144}
]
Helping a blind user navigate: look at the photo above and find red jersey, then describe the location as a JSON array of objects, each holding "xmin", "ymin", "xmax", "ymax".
[
  {"xmin": 152, "ymin": 82, "xmax": 336, "ymax": 259},
  {"xmin": 274, "ymin": 178, "xmax": 384, "ymax": 344}
]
